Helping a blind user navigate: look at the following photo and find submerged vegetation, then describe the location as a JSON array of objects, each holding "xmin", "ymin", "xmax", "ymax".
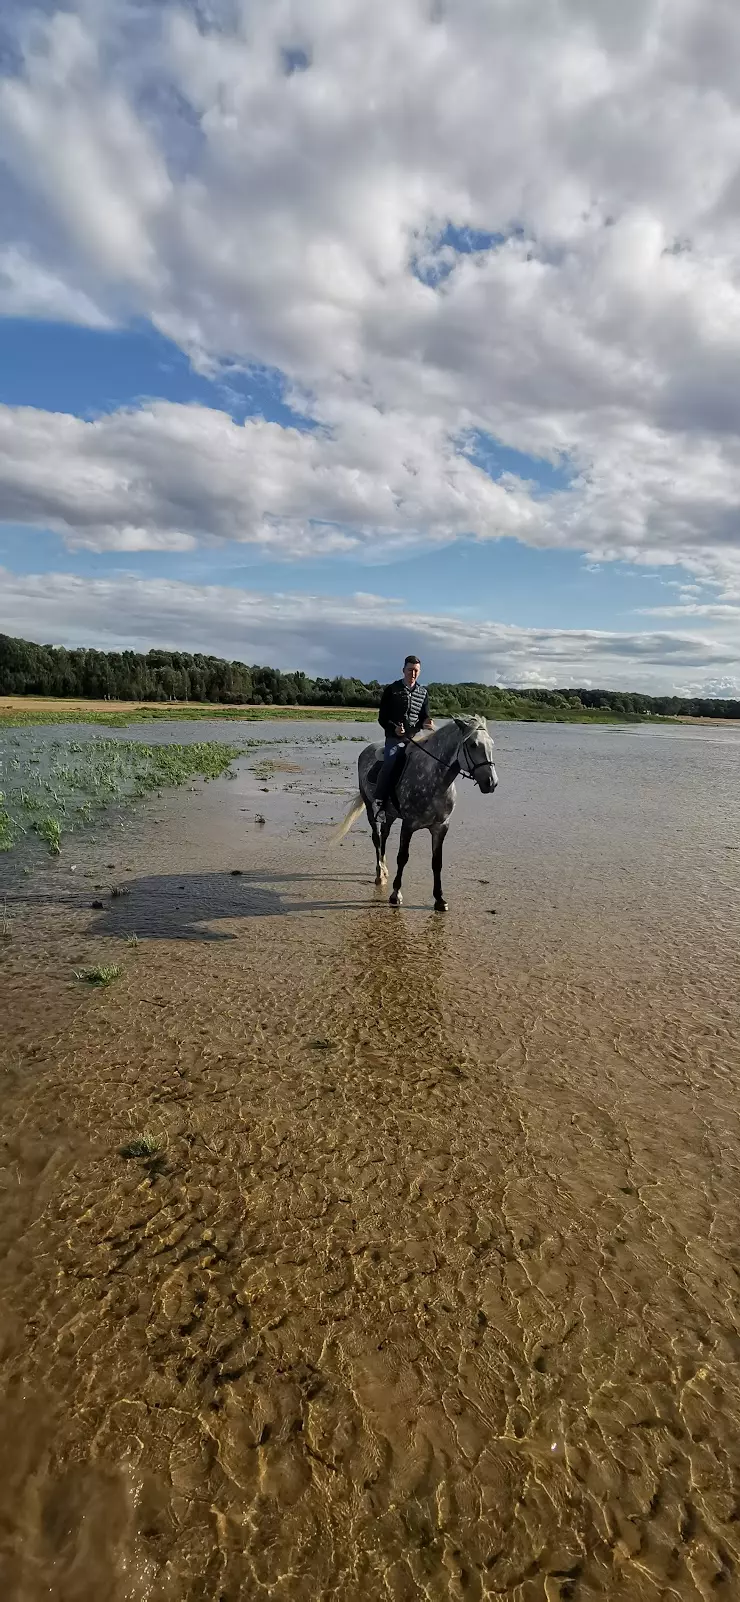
[
  {"xmin": 34, "ymin": 815, "xmax": 62, "ymax": 855},
  {"xmin": 0, "ymin": 735, "xmax": 240, "ymax": 858},
  {"xmin": 120, "ymin": 1133, "xmax": 160, "ymax": 1158},
  {"xmin": 0, "ymin": 802, "xmax": 13, "ymax": 851},
  {"xmin": 74, "ymin": 964, "xmax": 123, "ymax": 987}
]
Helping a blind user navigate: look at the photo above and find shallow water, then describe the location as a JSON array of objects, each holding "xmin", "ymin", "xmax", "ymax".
[{"xmin": 0, "ymin": 718, "xmax": 739, "ymax": 1601}]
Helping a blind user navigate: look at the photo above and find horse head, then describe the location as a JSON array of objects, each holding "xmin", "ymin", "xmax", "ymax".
[{"xmin": 454, "ymin": 714, "xmax": 498, "ymax": 793}]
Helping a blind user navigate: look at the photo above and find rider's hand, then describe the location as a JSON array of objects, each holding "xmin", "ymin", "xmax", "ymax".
[{"xmin": 395, "ymin": 724, "xmax": 405, "ymax": 736}]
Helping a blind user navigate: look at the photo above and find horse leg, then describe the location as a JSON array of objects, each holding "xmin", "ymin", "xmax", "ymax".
[
  {"xmin": 431, "ymin": 821, "xmax": 449, "ymax": 912},
  {"xmin": 366, "ymin": 800, "xmax": 386, "ymax": 884},
  {"xmin": 378, "ymin": 816, "xmax": 392, "ymax": 884},
  {"xmin": 389, "ymin": 822, "xmax": 413, "ymax": 906}
]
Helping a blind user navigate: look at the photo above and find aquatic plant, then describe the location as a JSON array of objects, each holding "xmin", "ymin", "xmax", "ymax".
[
  {"xmin": 74, "ymin": 964, "xmax": 123, "ymax": 986},
  {"xmin": 34, "ymin": 815, "xmax": 62, "ymax": 854},
  {"xmin": 120, "ymin": 1132, "xmax": 159, "ymax": 1158},
  {"xmin": 0, "ymin": 735, "xmax": 243, "ymax": 860},
  {"xmin": 0, "ymin": 806, "xmax": 14, "ymax": 851}
]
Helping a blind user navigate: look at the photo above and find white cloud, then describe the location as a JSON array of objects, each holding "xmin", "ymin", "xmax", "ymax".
[
  {"xmin": 0, "ymin": 245, "xmax": 112, "ymax": 326},
  {"xmin": 0, "ymin": 568, "xmax": 736, "ymax": 694},
  {"xmin": 0, "ymin": 399, "xmax": 540, "ymax": 554},
  {"xmin": 637, "ymin": 603, "xmax": 740, "ymax": 619},
  {"xmin": 1, "ymin": 1, "xmax": 740, "ymax": 588}
]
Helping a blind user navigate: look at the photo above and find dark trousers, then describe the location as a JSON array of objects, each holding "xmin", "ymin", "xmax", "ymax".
[{"xmin": 375, "ymin": 736, "xmax": 406, "ymax": 804}]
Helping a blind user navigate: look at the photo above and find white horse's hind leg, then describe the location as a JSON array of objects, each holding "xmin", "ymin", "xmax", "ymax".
[
  {"xmin": 368, "ymin": 804, "xmax": 387, "ymax": 883},
  {"xmin": 378, "ymin": 817, "xmax": 391, "ymax": 883}
]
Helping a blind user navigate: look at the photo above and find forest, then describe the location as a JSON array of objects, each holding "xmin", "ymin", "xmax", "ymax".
[{"xmin": 1, "ymin": 633, "xmax": 738, "ymax": 720}]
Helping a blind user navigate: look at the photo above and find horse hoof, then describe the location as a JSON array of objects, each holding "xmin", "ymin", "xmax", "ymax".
[
  {"xmin": 434, "ymin": 899, "xmax": 448, "ymax": 913},
  {"xmin": 389, "ymin": 891, "xmax": 403, "ymax": 906}
]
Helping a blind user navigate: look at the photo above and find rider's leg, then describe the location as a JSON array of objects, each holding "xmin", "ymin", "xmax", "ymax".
[{"xmin": 373, "ymin": 737, "xmax": 403, "ymax": 810}]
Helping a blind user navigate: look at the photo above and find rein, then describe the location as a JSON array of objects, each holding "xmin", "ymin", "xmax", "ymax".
[{"xmin": 406, "ymin": 729, "xmax": 487, "ymax": 782}]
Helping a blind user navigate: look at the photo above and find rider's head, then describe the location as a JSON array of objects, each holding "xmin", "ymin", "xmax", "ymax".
[{"xmin": 403, "ymin": 655, "xmax": 421, "ymax": 687}]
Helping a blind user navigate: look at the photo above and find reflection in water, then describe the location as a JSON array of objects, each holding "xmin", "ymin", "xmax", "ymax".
[{"xmin": 0, "ymin": 720, "xmax": 739, "ymax": 1599}]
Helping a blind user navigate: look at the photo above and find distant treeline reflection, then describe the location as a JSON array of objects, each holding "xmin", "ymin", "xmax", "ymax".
[{"xmin": 1, "ymin": 633, "xmax": 738, "ymax": 721}]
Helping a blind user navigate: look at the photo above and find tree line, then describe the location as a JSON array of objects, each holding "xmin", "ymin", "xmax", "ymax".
[{"xmin": 1, "ymin": 633, "xmax": 738, "ymax": 720}]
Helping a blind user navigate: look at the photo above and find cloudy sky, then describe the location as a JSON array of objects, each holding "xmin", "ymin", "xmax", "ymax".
[{"xmin": 1, "ymin": 0, "xmax": 739, "ymax": 692}]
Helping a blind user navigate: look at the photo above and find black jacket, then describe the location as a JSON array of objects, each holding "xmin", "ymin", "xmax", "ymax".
[{"xmin": 378, "ymin": 679, "xmax": 430, "ymax": 738}]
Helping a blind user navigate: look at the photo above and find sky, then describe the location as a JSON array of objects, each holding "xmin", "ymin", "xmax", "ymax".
[{"xmin": 1, "ymin": 0, "xmax": 739, "ymax": 694}]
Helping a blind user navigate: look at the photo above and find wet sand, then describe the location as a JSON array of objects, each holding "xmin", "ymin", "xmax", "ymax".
[{"xmin": 1, "ymin": 720, "xmax": 739, "ymax": 1601}]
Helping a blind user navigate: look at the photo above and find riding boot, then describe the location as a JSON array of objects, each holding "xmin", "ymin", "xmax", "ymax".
[{"xmin": 372, "ymin": 774, "xmax": 390, "ymax": 818}]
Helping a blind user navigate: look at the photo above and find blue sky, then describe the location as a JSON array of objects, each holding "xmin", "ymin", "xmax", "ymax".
[
  {"xmin": 0, "ymin": 0, "xmax": 738, "ymax": 693},
  {"xmin": 0, "ymin": 317, "xmax": 687, "ymax": 634}
]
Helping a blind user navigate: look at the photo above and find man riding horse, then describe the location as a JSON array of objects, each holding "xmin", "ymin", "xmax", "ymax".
[
  {"xmin": 371, "ymin": 655, "xmax": 435, "ymax": 820},
  {"xmin": 335, "ymin": 661, "xmax": 498, "ymax": 912}
]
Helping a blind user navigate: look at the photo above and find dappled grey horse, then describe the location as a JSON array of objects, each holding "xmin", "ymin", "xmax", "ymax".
[{"xmin": 335, "ymin": 715, "xmax": 498, "ymax": 911}]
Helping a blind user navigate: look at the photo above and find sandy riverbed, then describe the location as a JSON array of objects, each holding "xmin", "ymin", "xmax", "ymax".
[{"xmin": 1, "ymin": 718, "xmax": 739, "ymax": 1601}]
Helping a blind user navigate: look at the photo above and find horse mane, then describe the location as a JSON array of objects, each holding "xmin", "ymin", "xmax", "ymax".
[
  {"xmin": 451, "ymin": 713, "xmax": 487, "ymax": 732},
  {"xmin": 407, "ymin": 714, "xmax": 486, "ymax": 741}
]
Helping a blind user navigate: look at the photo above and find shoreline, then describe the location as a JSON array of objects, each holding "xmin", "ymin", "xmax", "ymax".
[{"xmin": 4, "ymin": 694, "xmax": 737, "ymax": 729}]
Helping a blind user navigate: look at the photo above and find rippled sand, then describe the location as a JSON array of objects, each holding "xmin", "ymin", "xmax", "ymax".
[{"xmin": 1, "ymin": 720, "xmax": 739, "ymax": 1601}]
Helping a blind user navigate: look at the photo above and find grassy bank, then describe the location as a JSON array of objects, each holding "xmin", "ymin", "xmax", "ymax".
[
  {"xmin": 0, "ymin": 695, "xmax": 659, "ymax": 729},
  {"xmin": 0, "ymin": 699, "xmax": 379, "ymax": 728}
]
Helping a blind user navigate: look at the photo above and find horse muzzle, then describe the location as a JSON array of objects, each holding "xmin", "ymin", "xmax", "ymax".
[{"xmin": 477, "ymin": 767, "xmax": 498, "ymax": 794}]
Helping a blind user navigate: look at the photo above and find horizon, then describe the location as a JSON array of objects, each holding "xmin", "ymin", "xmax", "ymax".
[
  {"xmin": 4, "ymin": 629, "xmax": 740, "ymax": 711},
  {"xmin": 1, "ymin": 3, "xmax": 739, "ymax": 695}
]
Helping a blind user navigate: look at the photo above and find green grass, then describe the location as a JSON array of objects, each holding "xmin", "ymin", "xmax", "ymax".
[
  {"xmin": 1, "ymin": 705, "xmax": 379, "ymax": 728},
  {"xmin": 0, "ymin": 737, "xmax": 242, "ymax": 859},
  {"xmin": 74, "ymin": 964, "xmax": 123, "ymax": 986},
  {"xmin": 119, "ymin": 1132, "xmax": 160, "ymax": 1158},
  {"xmin": 484, "ymin": 705, "xmax": 653, "ymax": 725},
  {"xmin": 34, "ymin": 815, "xmax": 62, "ymax": 854},
  {"xmin": 0, "ymin": 804, "xmax": 14, "ymax": 851},
  {"xmin": 0, "ymin": 700, "xmax": 676, "ymax": 731}
]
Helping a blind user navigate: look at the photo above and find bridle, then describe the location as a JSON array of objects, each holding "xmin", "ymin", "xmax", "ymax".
[{"xmin": 407, "ymin": 727, "xmax": 492, "ymax": 783}]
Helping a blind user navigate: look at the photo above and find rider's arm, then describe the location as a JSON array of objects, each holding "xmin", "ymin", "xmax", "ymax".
[{"xmin": 377, "ymin": 683, "xmax": 397, "ymax": 735}]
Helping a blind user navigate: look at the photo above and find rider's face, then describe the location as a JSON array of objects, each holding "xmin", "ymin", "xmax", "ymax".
[{"xmin": 403, "ymin": 661, "xmax": 420, "ymax": 686}]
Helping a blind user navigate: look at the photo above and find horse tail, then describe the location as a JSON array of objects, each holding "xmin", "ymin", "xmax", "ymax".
[{"xmin": 332, "ymin": 792, "xmax": 365, "ymax": 843}]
